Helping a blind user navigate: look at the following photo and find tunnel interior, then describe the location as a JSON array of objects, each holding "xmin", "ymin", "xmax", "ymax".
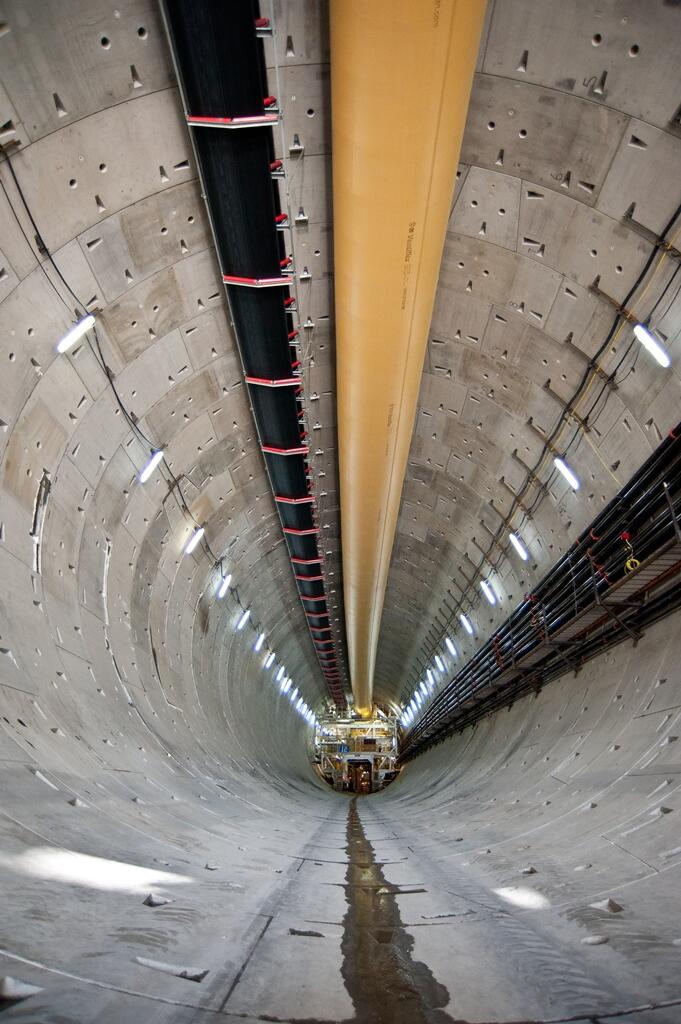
[{"xmin": 1, "ymin": 1, "xmax": 681, "ymax": 1023}]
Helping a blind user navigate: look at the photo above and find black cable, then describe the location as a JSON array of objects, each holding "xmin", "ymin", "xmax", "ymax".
[
  {"xmin": 0, "ymin": 174, "xmax": 74, "ymax": 316},
  {"xmin": 0, "ymin": 143, "xmax": 87, "ymax": 311}
]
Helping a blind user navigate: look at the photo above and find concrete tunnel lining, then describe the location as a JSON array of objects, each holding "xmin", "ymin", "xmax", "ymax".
[{"xmin": 0, "ymin": 0, "xmax": 681, "ymax": 1021}]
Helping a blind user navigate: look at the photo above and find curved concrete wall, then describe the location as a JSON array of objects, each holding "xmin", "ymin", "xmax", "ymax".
[{"xmin": 0, "ymin": 2, "xmax": 680, "ymax": 1021}]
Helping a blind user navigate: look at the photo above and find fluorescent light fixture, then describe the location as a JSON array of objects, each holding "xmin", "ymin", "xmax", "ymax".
[
  {"xmin": 419, "ymin": 680, "xmax": 428, "ymax": 697},
  {"xmin": 184, "ymin": 526, "xmax": 204, "ymax": 554},
  {"xmin": 480, "ymin": 579, "xmax": 496, "ymax": 605},
  {"xmin": 509, "ymin": 532, "xmax": 529, "ymax": 561},
  {"xmin": 290, "ymin": 687, "xmax": 298, "ymax": 701},
  {"xmin": 435, "ymin": 655, "xmax": 445, "ymax": 673},
  {"xmin": 276, "ymin": 665, "xmax": 285, "ymax": 682},
  {"xmin": 553, "ymin": 456, "xmax": 580, "ymax": 490},
  {"xmin": 56, "ymin": 313, "xmax": 96, "ymax": 353},
  {"xmin": 254, "ymin": 632, "xmax": 265, "ymax": 652},
  {"xmin": 634, "ymin": 323, "xmax": 671, "ymax": 368},
  {"xmin": 427, "ymin": 668, "xmax": 435, "ymax": 689},
  {"xmin": 282, "ymin": 677, "xmax": 292, "ymax": 694},
  {"xmin": 265, "ymin": 652, "xmax": 275, "ymax": 669},
  {"xmin": 139, "ymin": 450, "xmax": 164, "ymax": 483},
  {"xmin": 445, "ymin": 637, "xmax": 457, "ymax": 657},
  {"xmin": 296, "ymin": 697, "xmax": 303, "ymax": 710},
  {"xmin": 217, "ymin": 574, "xmax": 231, "ymax": 599},
  {"xmin": 237, "ymin": 609, "xmax": 250, "ymax": 631},
  {"xmin": 459, "ymin": 612, "xmax": 473, "ymax": 635},
  {"xmin": 415, "ymin": 690, "xmax": 423, "ymax": 707}
]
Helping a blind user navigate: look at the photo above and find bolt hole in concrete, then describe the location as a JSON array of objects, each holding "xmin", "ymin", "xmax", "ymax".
[{"xmin": 314, "ymin": 708, "xmax": 399, "ymax": 793}]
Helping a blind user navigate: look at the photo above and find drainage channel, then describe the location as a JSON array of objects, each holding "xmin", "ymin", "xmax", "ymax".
[{"xmin": 340, "ymin": 797, "xmax": 453, "ymax": 1024}]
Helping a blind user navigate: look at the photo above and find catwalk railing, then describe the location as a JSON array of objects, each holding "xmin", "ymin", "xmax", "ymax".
[{"xmin": 400, "ymin": 423, "xmax": 681, "ymax": 762}]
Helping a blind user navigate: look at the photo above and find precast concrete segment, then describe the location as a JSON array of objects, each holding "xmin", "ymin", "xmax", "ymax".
[{"xmin": 330, "ymin": 0, "xmax": 487, "ymax": 714}]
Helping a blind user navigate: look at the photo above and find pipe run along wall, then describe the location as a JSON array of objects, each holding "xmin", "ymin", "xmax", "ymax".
[{"xmin": 331, "ymin": 0, "xmax": 487, "ymax": 714}]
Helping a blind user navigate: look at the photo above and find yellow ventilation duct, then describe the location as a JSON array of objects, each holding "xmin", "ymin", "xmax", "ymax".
[{"xmin": 331, "ymin": 0, "xmax": 486, "ymax": 715}]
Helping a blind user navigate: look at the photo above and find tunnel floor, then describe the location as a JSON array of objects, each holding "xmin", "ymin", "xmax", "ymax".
[{"xmin": 2, "ymin": 791, "xmax": 679, "ymax": 1024}]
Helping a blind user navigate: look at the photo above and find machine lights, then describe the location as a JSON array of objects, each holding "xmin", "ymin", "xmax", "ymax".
[
  {"xmin": 217, "ymin": 574, "xmax": 232, "ymax": 599},
  {"xmin": 445, "ymin": 637, "xmax": 457, "ymax": 657},
  {"xmin": 264, "ymin": 652, "xmax": 275, "ymax": 669},
  {"xmin": 509, "ymin": 532, "xmax": 529, "ymax": 561},
  {"xmin": 254, "ymin": 632, "xmax": 265, "ymax": 652},
  {"xmin": 276, "ymin": 666, "xmax": 285, "ymax": 682},
  {"xmin": 237, "ymin": 609, "xmax": 250, "ymax": 631},
  {"xmin": 56, "ymin": 313, "xmax": 96, "ymax": 353},
  {"xmin": 459, "ymin": 612, "xmax": 474, "ymax": 635},
  {"xmin": 434, "ymin": 655, "xmax": 445, "ymax": 673},
  {"xmin": 139, "ymin": 450, "xmax": 164, "ymax": 483},
  {"xmin": 184, "ymin": 526, "xmax": 205, "ymax": 554},
  {"xmin": 553, "ymin": 457, "xmax": 580, "ymax": 490},
  {"xmin": 427, "ymin": 668, "xmax": 435, "ymax": 689},
  {"xmin": 633, "ymin": 323, "xmax": 671, "ymax": 368},
  {"xmin": 480, "ymin": 579, "xmax": 496, "ymax": 605}
]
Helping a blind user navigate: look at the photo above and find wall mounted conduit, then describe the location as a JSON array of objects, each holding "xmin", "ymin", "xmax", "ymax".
[{"xmin": 162, "ymin": 0, "xmax": 347, "ymax": 708}]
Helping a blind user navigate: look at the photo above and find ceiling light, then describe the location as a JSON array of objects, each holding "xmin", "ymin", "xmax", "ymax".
[
  {"xmin": 445, "ymin": 637, "xmax": 457, "ymax": 657},
  {"xmin": 415, "ymin": 690, "xmax": 423, "ymax": 707},
  {"xmin": 459, "ymin": 612, "xmax": 473, "ymax": 635},
  {"xmin": 480, "ymin": 579, "xmax": 496, "ymax": 605},
  {"xmin": 509, "ymin": 532, "xmax": 529, "ymax": 561},
  {"xmin": 276, "ymin": 666, "xmax": 285, "ymax": 682},
  {"xmin": 290, "ymin": 687, "xmax": 298, "ymax": 701},
  {"xmin": 237, "ymin": 609, "xmax": 250, "ymax": 631},
  {"xmin": 419, "ymin": 680, "xmax": 428, "ymax": 697},
  {"xmin": 553, "ymin": 457, "xmax": 579, "ymax": 490},
  {"xmin": 184, "ymin": 526, "xmax": 204, "ymax": 554},
  {"xmin": 427, "ymin": 668, "xmax": 435, "ymax": 689},
  {"xmin": 139, "ymin": 450, "xmax": 164, "ymax": 483},
  {"xmin": 217, "ymin": 574, "xmax": 231, "ymax": 599},
  {"xmin": 265, "ymin": 652, "xmax": 275, "ymax": 669},
  {"xmin": 56, "ymin": 313, "xmax": 96, "ymax": 353},
  {"xmin": 254, "ymin": 632, "xmax": 265, "ymax": 652},
  {"xmin": 634, "ymin": 323, "xmax": 671, "ymax": 368},
  {"xmin": 434, "ymin": 655, "xmax": 444, "ymax": 673}
]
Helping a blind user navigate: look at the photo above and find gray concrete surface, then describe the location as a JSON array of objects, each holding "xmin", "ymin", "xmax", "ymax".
[{"xmin": 0, "ymin": 1, "xmax": 680, "ymax": 1021}]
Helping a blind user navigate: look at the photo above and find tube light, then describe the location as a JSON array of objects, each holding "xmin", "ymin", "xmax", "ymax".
[
  {"xmin": 276, "ymin": 666, "xmax": 285, "ymax": 682},
  {"xmin": 290, "ymin": 687, "xmax": 298, "ymax": 701},
  {"xmin": 415, "ymin": 690, "xmax": 423, "ymax": 707},
  {"xmin": 445, "ymin": 637, "xmax": 457, "ymax": 657},
  {"xmin": 553, "ymin": 456, "xmax": 580, "ymax": 490},
  {"xmin": 265, "ymin": 652, "xmax": 275, "ymax": 669},
  {"xmin": 217, "ymin": 574, "xmax": 232, "ymax": 599},
  {"xmin": 459, "ymin": 612, "xmax": 473, "ymax": 635},
  {"xmin": 633, "ymin": 323, "xmax": 671, "ymax": 368},
  {"xmin": 139, "ymin": 450, "xmax": 164, "ymax": 483},
  {"xmin": 419, "ymin": 680, "xmax": 428, "ymax": 697},
  {"xmin": 254, "ymin": 632, "xmax": 265, "ymax": 652},
  {"xmin": 480, "ymin": 579, "xmax": 496, "ymax": 605},
  {"xmin": 509, "ymin": 532, "xmax": 529, "ymax": 561},
  {"xmin": 184, "ymin": 526, "xmax": 204, "ymax": 554},
  {"xmin": 296, "ymin": 697, "xmax": 303, "ymax": 710},
  {"xmin": 237, "ymin": 609, "xmax": 250, "ymax": 631},
  {"xmin": 56, "ymin": 313, "xmax": 96, "ymax": 353},
  {"xmin": 435, "ymin": 655, "xmax": 444, "ymax": 673},
  {"xmin": 427, "ymin": 668, "xmax": 435, "ymax": 689}
]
